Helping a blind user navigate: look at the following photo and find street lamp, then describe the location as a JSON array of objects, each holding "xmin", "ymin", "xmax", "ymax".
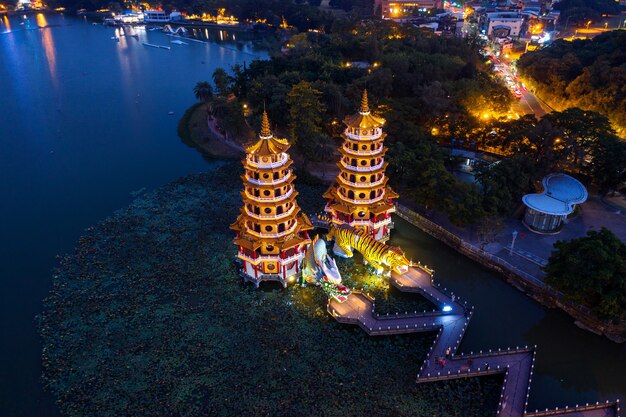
[
  {"xmin": 509, "ymin": 230, "xmax": 518, "ymax": 256},
  {"xmin": 563, "ymin": 15, "xmax": 573, "ymax": 32},
  {"xmin": 586, "ymin": 20, "xmax": 591, "ymax": 30}
]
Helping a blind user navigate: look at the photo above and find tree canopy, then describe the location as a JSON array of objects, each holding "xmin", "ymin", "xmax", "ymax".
[
  {"xmin": 544, "ymin": 228, "xmax": 626, "ymax": 322},
  {"xmin": 517, "ymin": 31, "xmax": 626, "ymax": 135}
]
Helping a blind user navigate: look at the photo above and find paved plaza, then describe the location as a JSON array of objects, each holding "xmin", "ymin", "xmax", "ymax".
[{"xmin": 422, "ymin": 195, "xmax": 626, "ymax": 282}]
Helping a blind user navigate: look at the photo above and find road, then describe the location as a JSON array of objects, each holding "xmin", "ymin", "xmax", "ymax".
[
  {"xmin": 490, "ymin": 55, "xmax": 552, "ymax": 117},
  {"xmin": 514, "ymin": 90, "xmax": 550, "ymax": 118}
]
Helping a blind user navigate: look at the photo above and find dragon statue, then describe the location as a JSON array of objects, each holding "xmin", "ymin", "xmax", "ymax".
[
  {"xmin": 324, "ymin": 220, "xmax": 410, "ymax": 275},
  {"xmin": 301, "ymin": 236, "xmax": 352, "ymax": 303}
]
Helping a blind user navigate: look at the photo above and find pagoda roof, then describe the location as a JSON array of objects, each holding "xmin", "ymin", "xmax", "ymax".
[
  {"xmin": 239, "ymin": 189, "xmax": 299, "ymax": 206},
  {"xmin": 385, "ymin": 185, "xmax": 399, "ymax": 200},
  {"xmin": 342, "ymin": 132, "xmax": 387, "ymax": 143},
  {"xmin": 324, "ymin": 184, "xmax": 397, "ymax": 214},
  {"xmin": 246, "ymin": 111, "xmax": 291, "ymax": 157},
  {"xmin": 343, "ymin": 90, "xmax": 385, "ymax": 130},
  {"xmin": 240, "ymin": 173, "xmax": 296, "ymax": 189},
  {"xmin": 231, "ymin": 212, "xmax": 312, "ymax": 252},
  {"xmin": 237, "ymin": 206, "xmax": 302, "ymax": 225},
  {"xmin": 242, "ymin": 159, "xmax": 293, "ymax": 172},
  {"xmin": 326, "ymin": 199, "xmax": 395, "ymax": 216},
  {"xmin": 338, "ymin": 146, "xmax": 388, "ymax": 158},
  {"xmin": 336, "ymin": 175, "xmax": 390, "ymax": 190},
  {"xmin": 336, "ymin": 160, "xmax": 389, "ymax": 175}
]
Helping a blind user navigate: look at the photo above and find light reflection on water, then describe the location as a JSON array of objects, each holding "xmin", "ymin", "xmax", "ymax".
[{"xmin": 37, "ymin": 14, "xmax": 58, "ymax": 87}]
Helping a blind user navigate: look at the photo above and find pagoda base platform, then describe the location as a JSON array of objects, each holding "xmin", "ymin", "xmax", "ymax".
[{"xmin": 238, "ymin": 270, "xmax": 302, "ymax": 288}]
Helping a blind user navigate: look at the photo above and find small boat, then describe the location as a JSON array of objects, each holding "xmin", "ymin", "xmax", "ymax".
[
  {"xmin": 111, "ymin": 36, "xmax": 119, "ymax": 41},
  {"xmin": 171, "ymin": 40, "xmax": 187, "ymax": 45},
  {"xmin": 168, "ymin": 111, "xmax": 174, "ymax": 115}
]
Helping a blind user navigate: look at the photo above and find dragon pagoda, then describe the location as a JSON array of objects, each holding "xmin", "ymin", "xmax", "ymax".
[
  {"xmin": 230, "ymin": 111, "xmax": 313, "ymax": 287},
  {"xmin": 323, "ymin": 90, "xmax": 398, "ymax": 242}
]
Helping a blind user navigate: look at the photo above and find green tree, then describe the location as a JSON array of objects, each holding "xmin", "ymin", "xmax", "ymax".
[
  {"xmin": 310, "ymin": 133, "xmax": 335, "ymax": 162},
  {"xmin": 587, "ymin": 134, "xmax": 626, "ymax": 194},
  {"xmin": 476, "ymin": 155, "xmax": 540, "ymax": 216},
  {"xmin": 212, "ymin": 68, "xmax": 231, "ymax": 97},
  {"xmin": 544, "ymin": 228, "xmax": 626, "ymax": 322},
  {"xmin": 193, "ymin": 81, "xmax": 213, "ymax": 103},
  {"xmin": 286, "ymin": 81, "xmax": 325, "ymax": 155}
]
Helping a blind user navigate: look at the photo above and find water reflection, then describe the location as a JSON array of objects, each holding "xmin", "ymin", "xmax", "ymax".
[
  {"xmin": 525, "ymin": 310, "xmax": 626, "ymax": 398},
  {"xmin": 3, "ymin": 15, "xmax": 11, "ymax": 33},
  {"xmin": 37, "ymin": 14, "xmax": 57, "ymax": 87}
]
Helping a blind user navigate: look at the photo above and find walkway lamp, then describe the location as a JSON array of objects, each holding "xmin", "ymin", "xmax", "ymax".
[
  {"xmin": 509, "ymin": 230, "xmax": 518, "ymax": 256},
  {"xmin": 442, "ymin": 305, "xmax": 453, "ymax": 312}
]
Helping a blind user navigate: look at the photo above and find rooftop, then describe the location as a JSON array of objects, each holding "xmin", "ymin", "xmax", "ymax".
[{"xmin": 522, "ymin": 173, "xmax": 588, "ymax": 215}]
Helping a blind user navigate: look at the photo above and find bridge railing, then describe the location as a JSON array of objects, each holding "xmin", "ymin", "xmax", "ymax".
[
  {"xmin": 418, "ymin": 365, "xmax": 508, "ymax": 382},
  {"xmin": 524, "ymin": 401, "xmax": 619, "ymax": 417}
]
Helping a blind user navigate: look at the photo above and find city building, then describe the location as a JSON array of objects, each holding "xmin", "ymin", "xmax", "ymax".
[
  {"xmin": 522, "ymin": 173, "xmax": 588, "ymax": 233},
  {"xmin": 143, "ymin": 10, "xmax": 184, "ymax": 23},
  {"xmin": 230, "ymin": 112, "xmax": 313, "ymax": 287},
  {"xmin": 479, "ymin": 11, "xmax": 525, "ymax": 37},
  {"xmin": 323, "ymin": 90, "xmax": 398, "ymax": 242},
  {"xmin": 376, "ymin": 0, "xmax": 444, "ymax": 19}
]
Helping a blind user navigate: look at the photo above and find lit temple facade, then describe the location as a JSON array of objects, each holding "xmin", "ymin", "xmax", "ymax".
[
  {"xmin": 231, "ymin": 112, "xmax": 313, "ymax": 287},
  {"xmin": 323, "ymin": 90, "xmax": 398, "ymax": 242}
]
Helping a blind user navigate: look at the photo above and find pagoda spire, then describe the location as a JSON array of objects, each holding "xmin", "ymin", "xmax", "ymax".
[
  {"xmin": 359, "ymin": 89, "xmax": 370, "ymax": 114},
  {"xmin": 260, "ymin": 110, "xmax": 272, "ymax": 138}
]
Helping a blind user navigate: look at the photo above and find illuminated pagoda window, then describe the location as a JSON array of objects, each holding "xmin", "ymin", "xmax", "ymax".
[
  {"xmin": 230, "ymin": 111, "xmax": 313, "ymax": 287},
  {"xmin": 323, "ymin": 90, "xmax": 398, "ymax": 242}
]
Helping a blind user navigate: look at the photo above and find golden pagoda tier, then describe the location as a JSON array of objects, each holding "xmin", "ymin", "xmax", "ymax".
[
  {"xmin": 323, "ymin": 90, "xmax": 398, "ymax": 242},
  {"xmin": 231, "ymin": 111, "xmax": 313, "ymax": 287}
]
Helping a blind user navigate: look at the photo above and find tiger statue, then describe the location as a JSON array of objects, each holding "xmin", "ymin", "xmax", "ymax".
[{"xmin": 324, "ymin": 220, "xmax": 410, "ymax": 274}]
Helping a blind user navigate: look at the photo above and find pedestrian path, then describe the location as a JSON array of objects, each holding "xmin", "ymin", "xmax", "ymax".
[
  {"xmin": 328, "ymin": 266, "xmax": 620, "ymax": 417},
  {"xmin": 512, "ymin": 247, "xmax": 548, "ymax": 267}
]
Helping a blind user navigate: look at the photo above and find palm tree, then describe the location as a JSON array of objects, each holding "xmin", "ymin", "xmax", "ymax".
[
  {"xmin": 312, "ymin": 133, "xmax": 335, "ymax": 162},
  {"xmin": 193, "ymin": 81, "xmax": 213, "ymax": 103}
]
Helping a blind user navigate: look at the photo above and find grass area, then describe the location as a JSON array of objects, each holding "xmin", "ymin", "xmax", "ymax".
[{"xmin": 40, "ymin": 162, "xmax": 503, "ymax": 417}]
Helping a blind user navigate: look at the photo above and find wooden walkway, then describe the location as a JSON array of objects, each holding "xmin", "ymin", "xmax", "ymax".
[{"xmin": 328, "ymin": 266, "xmax": 620, "ymax": 417}]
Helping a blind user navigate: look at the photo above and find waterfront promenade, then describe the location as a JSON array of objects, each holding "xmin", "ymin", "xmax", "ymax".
[{"xmin": 328, "ymin": 266, "xmax": 620, "ymax": 417}]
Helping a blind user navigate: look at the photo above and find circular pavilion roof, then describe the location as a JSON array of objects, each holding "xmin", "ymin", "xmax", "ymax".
[{"xmin": 522, "ymin": 173, "xmax": 588, "ymax": 216}]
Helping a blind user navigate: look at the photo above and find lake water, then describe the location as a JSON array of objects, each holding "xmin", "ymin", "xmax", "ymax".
[
  {"xmin": 0, "ymin": 12, "xmax": 623, "ymax": 417},
  {"xmin": 0, "ymin": 13, "xmax": 266, "ymax": 416}
]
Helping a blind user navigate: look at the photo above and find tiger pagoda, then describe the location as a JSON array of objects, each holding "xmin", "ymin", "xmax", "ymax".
[
  {"xmin": 230, "ymin": 111, "xmax": 313, "ymax": 287},
  {"xmin": 323, "ymin": 90, "xmax": 398, "ymax": 242}
]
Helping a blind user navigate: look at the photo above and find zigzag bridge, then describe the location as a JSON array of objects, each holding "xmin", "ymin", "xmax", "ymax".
[{"xmin": 327, "ymin": 265, "xmax": 621, "ymax": 417}]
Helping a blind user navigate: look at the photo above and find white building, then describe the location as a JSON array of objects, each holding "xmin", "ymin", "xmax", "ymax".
[
  {"xmin": 481, "ymin": 12, "xmax": 524, "ymax": 37},
  {"xmin": 144, "ymin": 10, "xmax": 169, "ymax": 23},
  {"xmin": 522, "ymin": 173, "xmax": 588, "ymax": 233}
]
